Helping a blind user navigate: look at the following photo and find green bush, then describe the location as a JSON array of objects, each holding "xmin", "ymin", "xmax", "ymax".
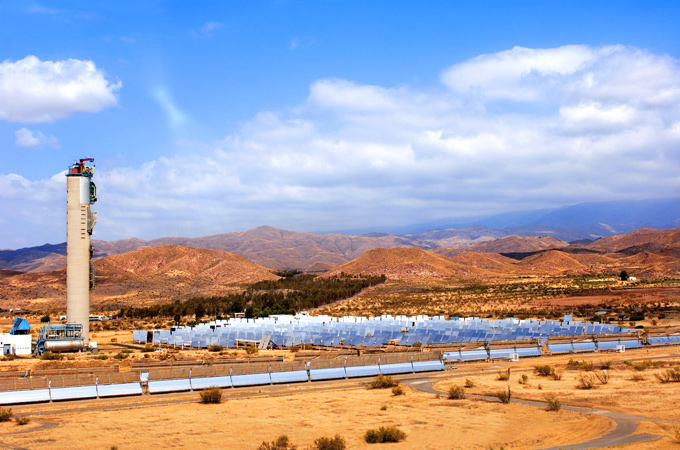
[
  {"xmin": 40, "ymin": 315, "xmax": 50, "ymax": 323},
  {"xmin": 208, "ymin": 345, "xmax": 223, "ymax": 352},
  {"xmin": 448, "ymin": 385, "xmax": 466, "ymax": 399},
  {"xmin": 97, "ymin": 354, "xmax": 109, "ymax": 360},
  {"xmin": 312, "ymin": 434, "xmax": 346, "ymax": 450},
  {"xmin": 364, "ymin": 426, "xmax": 407, "ymax": 443},
  {"xmin": 258, "ymin": 435, "xmax": 297, "ymax": 450},
  {"xmin": 15, "ymin": 416, "xmax": 30, "ymax": 425},
  {"xmin": 141, "ymin": 344, "xmax": 155, "ymax": 353},
  {"xmin": 369, "ymin": 374, "xmax": 399, "ymax": 389},
  {"xmin": 518, "ymin": 374, "xmax": 529, "ymax": 385},
  {"xmin": 40, "ymin": 351, "xmax": 63, "ymax": 361},
  {"xmin": 199, "ymin": 386, "xmax": 223, "ymax": 404},
  {"xmin": 534, "ymin": 365, "xmax": 551, "ymax": 376},
  {"xmin": 0, "ymin": 408, "xmax": 13, "ymax": 422},
  {"xmin": 114, "ymin": 350, "xmax": 130, "ymax": 360},
  {"xmin": 545, "ymin": 394, "xmax": 561, "ymax": 411},
  {"xmin": 496, "ymin": 388, "xmax": 511, "ymax": 403}
]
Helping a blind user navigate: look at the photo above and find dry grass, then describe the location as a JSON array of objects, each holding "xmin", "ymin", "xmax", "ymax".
[
  {"xmin": 496, "ymin": 388, "xmax": 511, "ymax": 403},
  {"xmin": 364, "ymin": 426, "xmax": 407, "ymax": 443},
  {"xmin": 576, "ymin": 373, "xmax": 595, "ymax": 390},
  {"xmin": 199, "ymin": 386, "xmax": 222, "ymax": 404},
  {"xmin": 545, "ymin": 394, "xmax": 561, "ymax": 411},
  {"xmin": 448, "ymin": 385, "xmax": 466, "ymax": 400},
  {"xmin": 369, "ymin": 374, "xmax": 399, "ymax": 389}
]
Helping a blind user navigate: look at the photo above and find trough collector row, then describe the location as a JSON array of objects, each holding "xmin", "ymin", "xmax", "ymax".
[{"xmin": 0, "ymin": 359, "xmax": 445, "ymax": 405}]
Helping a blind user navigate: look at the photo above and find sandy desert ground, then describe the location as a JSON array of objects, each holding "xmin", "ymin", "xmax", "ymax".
[{"xmin": 2, "ymin": 346, "xmax": 680, "ymax": 449}]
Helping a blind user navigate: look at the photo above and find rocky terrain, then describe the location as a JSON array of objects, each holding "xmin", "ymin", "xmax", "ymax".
[{"xmin": 0, "ymin": 227, "xmax": 677, "ymax": 313}]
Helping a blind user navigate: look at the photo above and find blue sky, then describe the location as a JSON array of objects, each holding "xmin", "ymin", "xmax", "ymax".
[{"xmin": 1, "ymin": 1, "xmax": 679, "ymax": 248}]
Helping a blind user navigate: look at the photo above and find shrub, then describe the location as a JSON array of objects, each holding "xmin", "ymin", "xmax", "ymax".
[
  {"xmin": 538, "ymin": 384, "xmax": 543, "ymax": 390},
  {"xmin": 448, "ymin": 385, "xmax": 466, "ymax": 399},
  {"xmin": 40, "ymin": 315, "xmax": 50, "ymax": 323},
  {"xmin": 655, "ymin": 368, "xmax": 680, "ymax": 383},
  {"xmin": 391, "ymin": 385, "xmax": 404, "ymax": 396},
  {"xmin": 534, "ymin": 365, "xmax": 551, "ymax": 376},
  {"xmin": 40, "ymin": 351, "xmax": 63, "ymax": 361},
  {"xmin": 496, "ymin": 388, "xmax": 511, "ymax": 404},
  {"xmin": 15, "ymin": 416, "xmax": 30, "ymax": 425},
  {"xmin": 497, "ymin": 369, "xmax": 510, "ymax": 381},
  {"xmin": 380, "ymin": 405, "xmax": 387, "ymax": 411},
  {"xmin": 0, "ymin": 408, "xmax": 13, "ymax": 422},
  {"xmin": 258, "ymin": 435, "xmax": 297, "ymax": 450},
  {"xmin": 580, "ymin": 361, "xmax": 594, "ymax": 372},
  {"xmin": 671, "ymin": 425, "xmax": 680, "ymax": 444},
  {"xmin": 312, "ymin": 434, "xmax": 346, "ymax": 450},
  {"xmin": 595, "ymin": 370, "xmax": 610, "ymax": 385},
  {"xmin": 518, "ymin": 374, "xmax": 529, "ymax": 385},
  {"xmin": 577, "ymin": 373, "xmax": 595, "ymax": 390},
  {"xmin": 464, "ymin": 378, "xmax": 475, "ymax": 388},
  {"xmin": 1, "ymin": 353, "xmax": 15, "ymax": 361},
  {"xmin": 141, "ymin": 344, "xmax": 155, "ymax": 353},
  {"xmin": 97, "ymin": 354, "xmax": 109, "ymax": 360},
  {"xmin": 208, "ymin": 345, "xmax": 223, "ymax": 352},
  {"xmin": 567, "ymin": 359, "xmax": 580, "ymax": 368},
  {"xmin": 114, "ymin": 350, "xmax": 130, "ymax": 360},
  {"xmin": 545, "ymin": 394, "xmax": 561, "ymax": 411},
  {"xmin": 599, "ymin": 360, "xmax": 612, "ymax": 370},
  {"xmin": 245, "ymin": 345, "xmax": 259, "ymax": 355},
  {"xmin": 199, "ymin": 386, "xmax": 223, "ymax": 404},
  {"xmin": 369, "ymin": 374, "xmax": 399, "ymax": 389},
  {"xmin": 364, "ymin": 426, "xmax": 407, "ymax": 443},
  {"xmin": 630, "ymin": 373, "xmax": 645, "ymax": 382},
  {"xmin": 550, "ymin": 367, "xmax": 564, "ymax": 381}
]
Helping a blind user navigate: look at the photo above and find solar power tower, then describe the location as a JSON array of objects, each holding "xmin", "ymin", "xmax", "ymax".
[{"xmin": 65, "ymin": 158, "xmax": 97, "ymax": 342}]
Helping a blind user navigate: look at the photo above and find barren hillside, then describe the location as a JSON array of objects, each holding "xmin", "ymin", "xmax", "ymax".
[
  {"xmin": 0, "ymin": 245, "xmax": 279, "ymax": 311},
  {"xmin": 322, "ymin": 247, "xmax": 486, "ymax": 280}
]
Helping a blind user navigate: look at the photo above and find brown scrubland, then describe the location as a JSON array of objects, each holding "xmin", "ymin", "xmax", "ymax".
[{"xmin": 0, "ymin": 227, "xmax": 679, "ymax": 449}]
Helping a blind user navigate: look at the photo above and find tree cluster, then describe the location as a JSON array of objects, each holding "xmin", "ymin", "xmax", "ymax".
[{"xmin": 119, "ymin": 273, "xmax": 386, "ymax": 320}]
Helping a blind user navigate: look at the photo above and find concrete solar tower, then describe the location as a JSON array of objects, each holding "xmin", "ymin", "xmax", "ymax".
[{"xmin": 66, "ymin": 158, "xmax": 97, "ymax": 342}]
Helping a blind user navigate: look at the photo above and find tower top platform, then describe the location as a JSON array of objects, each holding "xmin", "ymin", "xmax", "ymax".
[{"xmin": 66, "ymin": 158, "xmax": 95, "ymax": 177}]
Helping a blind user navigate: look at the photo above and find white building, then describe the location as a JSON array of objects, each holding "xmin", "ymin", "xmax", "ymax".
[{"xmin": 0, "ymin": 333, "xmax": 32, "ymax": 356}]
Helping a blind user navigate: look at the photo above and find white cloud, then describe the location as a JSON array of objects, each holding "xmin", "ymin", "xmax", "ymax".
[
  {"xmin": 0, "ymin": 55, "xmax": 121, "ymax": 123},
  {"xmin": 441, "ymin": 45, "xmax": 597, "ymax": 101},
  {"xmin": 2, "ymin": 45, "xmax": 679, "ymax": 246},
  {"xmin": 14, "ymin": 128, "xmax": 59, "ymax": 148}
]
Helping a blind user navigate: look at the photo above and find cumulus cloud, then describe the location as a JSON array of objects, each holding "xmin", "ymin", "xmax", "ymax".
[
  {"xmin": 2, "ymin": 45, "xmax": 679, "ymax": 246},
  {"xmin": 0, "ymin": 55, "xmax": 121, "ymax": 123},
  {"xmin": 14, "ymin": 128, "xmax": 59, "ymax": 148}
]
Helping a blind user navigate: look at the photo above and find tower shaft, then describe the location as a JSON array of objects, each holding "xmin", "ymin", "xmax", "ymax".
[{"xmin": 66, "ymin": 159, "xmax": 96, "ymax": 342}]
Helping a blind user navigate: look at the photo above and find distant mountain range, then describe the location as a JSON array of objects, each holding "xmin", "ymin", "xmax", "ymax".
[
  {"xmin": 1, "ymin": 227, "xmax": 677, "ymax": 312},
  {"xmin": 332, "ymin": 197, "xmax": 679, "ymax": 237},
  {"xmin": 0, "ymin": 198, "xmax": 677, "ymax": 273}
]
